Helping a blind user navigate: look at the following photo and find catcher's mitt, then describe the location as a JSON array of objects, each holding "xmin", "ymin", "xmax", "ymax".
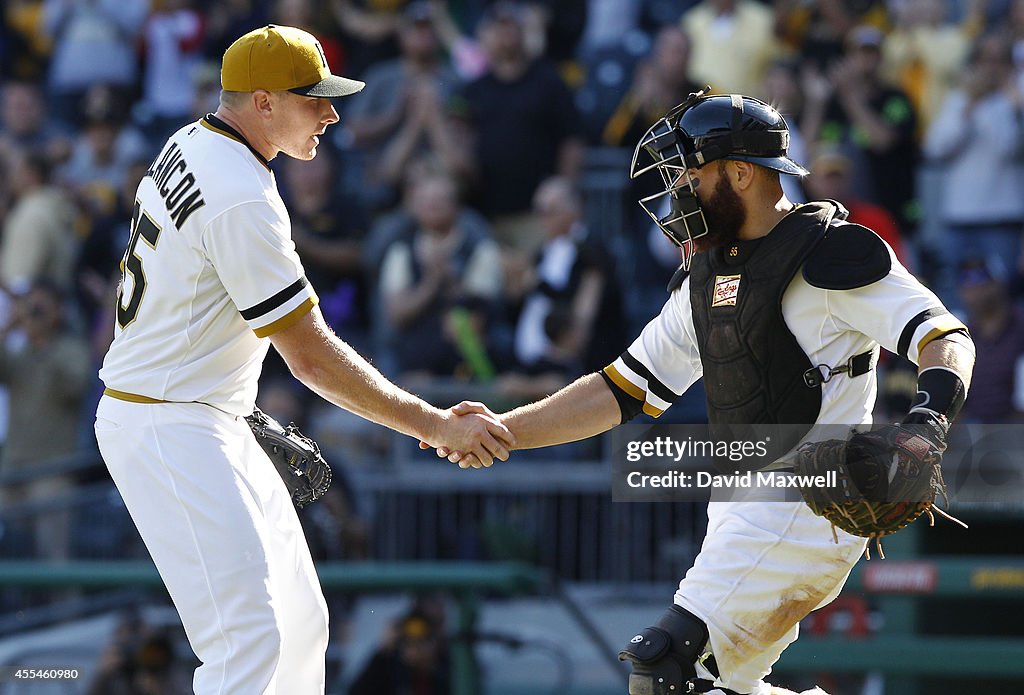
[
  {"xmin": 794, "ymin": 415, "xmax": 965, "ymax": 558},
  {"xmin": 246, "ymin": 407, "xmax": 332, "ymax": 509}
]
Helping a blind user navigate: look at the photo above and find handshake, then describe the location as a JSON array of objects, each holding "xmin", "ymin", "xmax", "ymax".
[{"xmin": 419, "ymin": 401, "xmax": 514, "ymax": 469}]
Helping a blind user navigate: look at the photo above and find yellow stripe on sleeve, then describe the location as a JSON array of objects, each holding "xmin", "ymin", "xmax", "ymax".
[
  {"xmin": 642, "ymin": 402, "xmax": 665, "ymax": 417},
  {"xmin": 917, "ymin": 318, "xmax": 968, "ymax": 356},
  {"xmin": 603, "ymin": 363, "xmax": 646, "ymax": 402},
  {"xmin": 253, "ymin": 297, "xmax": 317, "ymax": 338}
]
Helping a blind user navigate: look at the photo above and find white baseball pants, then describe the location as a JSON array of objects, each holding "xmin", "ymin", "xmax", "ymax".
[
  {"xmin": 675, "ymin": 496, "xmax": 867, "ymax": 695},
  {"xmin": 95, "ymin": 396, "xmax": 329, "ymax": 694}
]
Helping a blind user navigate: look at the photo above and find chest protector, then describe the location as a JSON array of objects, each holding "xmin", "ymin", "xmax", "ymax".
[{"xmin": 687, "ymin": 202, "xmax": 844, "ymax": 469}]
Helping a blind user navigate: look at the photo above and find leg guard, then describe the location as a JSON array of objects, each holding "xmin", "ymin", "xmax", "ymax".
[{"xmin": 619, "ymin": 605, "xmax": 708, "ymax": 695}]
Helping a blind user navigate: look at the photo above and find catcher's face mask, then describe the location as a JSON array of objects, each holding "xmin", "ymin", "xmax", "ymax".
[
  {"xmin": 632, "ymin": 89, "xmax": 809, "ymax": 270},
  {"xmin": 631, "ymin": 91, "xmax": 709, "ymax": 271}
]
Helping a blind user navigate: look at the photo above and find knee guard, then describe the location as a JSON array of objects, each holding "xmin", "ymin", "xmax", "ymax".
[{"xmin": 618, "ymin": 605, "xmax": 708, "ymax": 695}]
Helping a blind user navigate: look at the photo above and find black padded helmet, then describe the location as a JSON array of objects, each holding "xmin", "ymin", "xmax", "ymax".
[
  {"xmin": 632, "ymin": 90, "xmax": 808, "ymax": 180},
  {"xmin": 630, "ymin": 89, "xmax": 807, "ymax": 270},
  {"xmin": 676, "ymin": 94, "xmax": 808, "ymax": 175}
]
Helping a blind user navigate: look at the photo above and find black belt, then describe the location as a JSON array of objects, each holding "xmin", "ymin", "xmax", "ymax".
[{"xmin": 802, "ymin": 349, "xmax": 877, "ymax": 388}]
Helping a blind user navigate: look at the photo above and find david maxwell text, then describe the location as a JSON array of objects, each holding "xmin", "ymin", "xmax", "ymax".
[{"xmin": 626, "ymin": 470, "xmax": 838, "ymax": 489}]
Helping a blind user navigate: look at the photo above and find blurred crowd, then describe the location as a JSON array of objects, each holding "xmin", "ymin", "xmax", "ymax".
[
  {"xmin": 80, "ymin": 595, "xmax": 451, "ymax": 695},
  {"xmin": 2, "ymin": 0, "xmax": 1024, "ymax": 557},
  {"xmin": 3, "ymin": 2, "xmax": 1024, "ymax": 691}
]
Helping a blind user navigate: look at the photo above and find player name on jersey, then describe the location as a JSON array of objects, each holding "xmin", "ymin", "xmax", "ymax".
[{"xmin": 145, "ymin": 140, "xmax": 206, "ymax": 230}]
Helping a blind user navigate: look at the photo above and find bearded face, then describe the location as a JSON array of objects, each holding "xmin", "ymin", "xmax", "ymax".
[{"xmin": 692, "ymin": 161, "xmax": 746, "ymax": 253}]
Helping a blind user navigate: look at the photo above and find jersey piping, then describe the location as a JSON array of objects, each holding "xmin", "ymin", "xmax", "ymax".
[
  {"xmin": 254, "ymin": 297, "xmax": 316, "ymax": 338},
  {"xmin": 603, "ymin": 354, "xmax": 675, "ymax": 417}
]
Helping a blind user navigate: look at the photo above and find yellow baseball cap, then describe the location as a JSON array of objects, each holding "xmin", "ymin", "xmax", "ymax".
[{"xmin": 221, "ymin": 25, "xmax": 365, "ymax": 98}]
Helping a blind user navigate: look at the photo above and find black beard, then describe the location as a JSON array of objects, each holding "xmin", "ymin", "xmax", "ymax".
[{"xmin": 693, "ymin": 172, "xmax": 746, "ymax": 253}]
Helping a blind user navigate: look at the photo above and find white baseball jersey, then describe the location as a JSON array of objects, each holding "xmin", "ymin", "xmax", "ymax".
[
  {"xmin": 99, "ymin": 115, "xmax": 318, "ymax": 416},
  {"xmin": 604, "ymin": 235, "xmax": 965, "ymax": 428}
]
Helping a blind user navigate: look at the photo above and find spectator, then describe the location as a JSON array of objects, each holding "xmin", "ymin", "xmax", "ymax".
[
  {"xmin": 347, "ymin": 607, "xmax": 451, "ymax": 695},
  {"xmin": 760, "ymin": 59, "xmax": 808, "ymax": 204},
  {"xmin": 427, "ymin": 0, "xmax": 491, "ymax": 81},
  {"xmin": 374, "ymin": 83, "xmax": 474, "ymax": 207},
  {"xmin": 42, "ymin": 0, "xmax": 149, "ymax": 125},
  {"xmin": 553, "ymin": 1, "xmax": 592, "ymax": 65},
  {"xmin": 86, "ymin": 625, "xmax": 192, "ymax": 695},
  {"xmin": 803, "ymin": 25, "xmax": 920, "ymax": 235},
  {"xmin": 361, "ymin": 158, "xmax": 495, "ymax": 348},
  {"xmin": 681, "ymin": 0, "xmax": 777, "ymax": 97},
  {"xmin": 427, "ymin": 0, "xmax": 586, "ymax": 87},
  {"xmin": 511, "ymin": 0, "xmax": 588, "ymax": 66},
  {"xmin": 85, "ymin": 608, "xmax": 146, "ymax": 694},
  {"xmin": 957, "ymin": 257, "xmax": 1024, "ymax": 423},
  {"xmin": 201, "ymin": 0, "xmax": 269, "ymax": 61},
  {"xmin": 137, "ymin": 0, "xmax": 205, "ymax": 144},
  {"xmin": 189, "ymin": 62, "xmax": 225, "ymax": 120},
  {"xmin": 0, "ymin": 281, "xmax": 92, "ymax": 561},
  {"xmin": 578, "ymin": 0, "xmax": 641, "ymax": 54},
  {"xmin": 279, "ymin": 148, "xmax": 371, "ymax": 347},
  {"xmin": 803, "ymin": 148, "xmax": 911, "ymax": 267},
  {"xmin": 512, "ymin": 176, "xmax": 624, "ymax": 379},
  {"xmin": 883, "ymin": 0, "xmax": 986, "ymax": 130},
  {"xmin": 774, "ymin": 0, "xmax": 889, "ymax": 71},
  {"xmin": 378, "ymin": 173, "xmax": 504, "ymax": 380},
  {"xmin": 332, "ymin": 0, "xmax": 407, "ymax": 78},
  {"xmin": 345, "ymin": 1, "xmax": 466, "ymax": 208},
  {"xmin": 456, "ymin": 1, "xmax": 585, "ymax": 254},
  {"xmin": 0, "ymin": 152, "xmax": 77, "ymax": 293},
  {"xmin": 600, "ymin": 25, "xmax": 701, "ymax": 148},
  {"xmin": 627, "ymin": 216, "xmax": 689, "ymax": 331},
  {"xmin": 75, "ymin": 158, "xmax": 148, "ymax": 341},
  {"xmin": 60, "ymin": 86, "xmax": 150, "ymax": 219},
  {"xmin": 924, "ymin": 32, "xmax": 1024, "ymax": 276},
  {"xmin": 0, "ymin": 80, "xmax": 72, "ymax": 164},
  {"xmin": 2, "ymin": 0, "xmax": 53, "ymax": 81}
]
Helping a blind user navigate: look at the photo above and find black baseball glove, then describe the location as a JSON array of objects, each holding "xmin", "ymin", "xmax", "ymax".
[
  {"xmin": 246, "ymin": 407, "xmax": 332, "ymax": 509},
  {"xmin": 794, "ymin": 413, "xmax": 965, "ymax": 556}
]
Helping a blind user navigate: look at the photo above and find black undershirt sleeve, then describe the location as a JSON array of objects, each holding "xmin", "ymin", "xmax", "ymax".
[{"xmin": 599, "ymin": 370, "xmax": 644, "ymax": 424}]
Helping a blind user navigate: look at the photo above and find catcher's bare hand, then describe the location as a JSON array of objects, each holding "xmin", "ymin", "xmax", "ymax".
[{"xmin": 421, "ymin": 401, "xmax": 514, "ymax": 469}]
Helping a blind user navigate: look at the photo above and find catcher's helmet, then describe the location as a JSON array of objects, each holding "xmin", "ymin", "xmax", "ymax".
[{"xmin": 631, "ymin": 89, "xmax": 808, "ymax": 269}]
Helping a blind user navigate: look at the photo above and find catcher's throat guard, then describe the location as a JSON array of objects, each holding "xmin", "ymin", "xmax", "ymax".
[{"xmin": 246, "ymin": 407, "xmax": 332, "ymax": 508}]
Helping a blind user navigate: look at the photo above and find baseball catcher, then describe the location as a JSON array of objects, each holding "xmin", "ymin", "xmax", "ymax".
[
  {"xmin": 246, "ymin": 407, "xmax": 332, "ymax": 508},
  {"xmin": 795, "ymin": 365, "xmax": 970, "ymax": 557},
  {"xmin": 433, "ymin": 86, "xmax": 975, "ymax": 695}
]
